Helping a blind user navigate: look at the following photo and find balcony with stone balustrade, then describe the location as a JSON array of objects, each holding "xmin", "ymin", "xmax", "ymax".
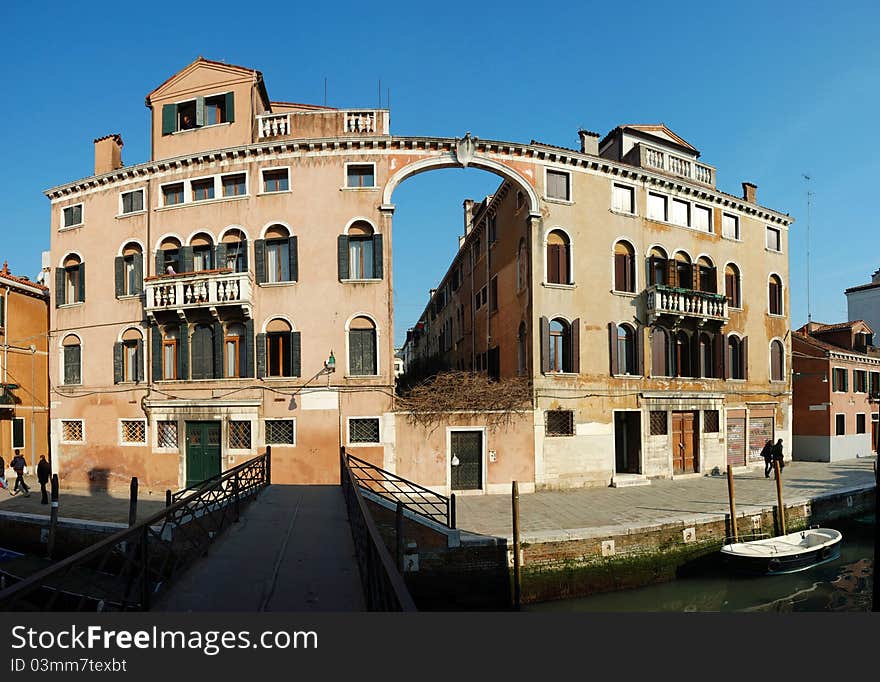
[
  {"xmin": 646, "ymin": 284, "xmax": 728, "ymax": 326},
  {"xmin": 144, "ymin": 269, "xmax": 252, "ymax": 320},
  {"xmin": 255, "ymin": 109, "xmax": 389, "ymax": 140}
]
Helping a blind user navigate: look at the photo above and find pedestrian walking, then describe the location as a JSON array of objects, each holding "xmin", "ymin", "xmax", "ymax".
[
  {"xmin": 772, "ymin": 438, "xmax": 785, "ymax": 479},
  {"xmin": 10, "ymin": 450, "xmax": 30, "ymax": 497},
  {"xmin": 760, "ymin": 439, "xmax": 774, "ymax": 478},
  {"xmin": 37, "ymin": 455, "xmax": 51, "ymax": 505},
  {"xmin": 0, "ymin": 454, "xmax": 7, "ymax": 492}
]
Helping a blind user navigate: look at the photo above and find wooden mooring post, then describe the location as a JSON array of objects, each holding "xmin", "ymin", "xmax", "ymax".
[
  {"xmin": 511, "ymin": 480, "xmax": 522, "ymax": 611},
  {"xmin": 873, "ymin": 459, "xmax": 878, "ymax": 612},
  {"xmin": 165, "ymin": 489, "xmax": 172, "ymax": 508},
  {"xmin": 726, "ymin": 465, "xmax": 738, "ymax": 542},
  {"xmin": 773, "ymin": 460, "xmax": 786, "ymax": 535},
  {"xmin": 46, "ymin": 474, "xmax": 59, "ymax": 560},
  {"xmin": 128, "ymin": 477, "xmax": 138, "ymax": 527},
  {"xmin": 395, "ymin": 501, "xmax": 405, "ymax": 573}
]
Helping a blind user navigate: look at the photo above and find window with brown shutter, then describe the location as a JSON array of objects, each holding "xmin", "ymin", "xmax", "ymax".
[
  {"xmin": 770, "ymin": 340, "xmax": 784, "ymax": 381},
  {"xmin": 648, "ymin": 248, "xmax": 668, "ymax": 286},
  {"xmin": 768, "ymin": 275, "xmax": 783, "ymax": 315},
  {"xmin": 546, "ymin": 230, "xmax": 570, "ymax": 284},
  {"xmin": 650, "ymin": 327, "xmax": 669, "ymax": 377},
  {"xmin": 614, "ymin": 241, "xmax": 635, "ymax": 292}
]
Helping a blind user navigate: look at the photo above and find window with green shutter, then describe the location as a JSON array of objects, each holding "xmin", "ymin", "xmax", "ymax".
[
  {"xmin": 63, "ymin": 342, "xmax": 81, "ymax": 385},
  {"xmin": 348, "ymin": 318, "xmax": 377, "ymax": 376}
]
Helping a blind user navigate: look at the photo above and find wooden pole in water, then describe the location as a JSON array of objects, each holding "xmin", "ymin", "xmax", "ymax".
[
  {"xmin": 512, "ymin": 480, "xmax": 522, "ymax": 611},
  {"xmin": 773, "ymin": 460, "xmax": 786, "ymax": 535},
  {"xmin": 47, "ymin": 474, "xmax": 59, "ymax": 560},
  {"xmin": 128, "ymin": 477, "xmax": 138, "ymax": 527},
  {"xmin": 395, "ymin": 501, "xmax": 405, "ymax": 573},
  {"xmin": 872, "ymin": 459, "xmax": 878, "ymax": 612},
  {"xmin": 726, "ymin": 465, "xmax": 738, "ymax": 542}
]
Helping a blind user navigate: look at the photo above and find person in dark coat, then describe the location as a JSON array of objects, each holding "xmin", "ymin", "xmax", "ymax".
[
  {"xmin": 37, "ymin": 455, "xmax": 51, "ymax": 505},
  {"xmin": 771, "ymin": 439, "xmax": 785, "ymax": 479},
  {"xmin": 10, "ymin": 450, "xmax": 30, "ymax": 497},
  {"xmin": 760, "ymin": 439, "xmax": 774, "ymax": 478}
]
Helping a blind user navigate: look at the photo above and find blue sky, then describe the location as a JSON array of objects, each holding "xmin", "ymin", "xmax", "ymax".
[{"xmin": 3, "ymin": 1, "xmax": 878, "ymax": 346}]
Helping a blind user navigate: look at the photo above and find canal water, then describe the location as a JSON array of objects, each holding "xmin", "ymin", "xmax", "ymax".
[{"xmin": 530, "ymin": 516, "xmax": 875, "ymax": 612}]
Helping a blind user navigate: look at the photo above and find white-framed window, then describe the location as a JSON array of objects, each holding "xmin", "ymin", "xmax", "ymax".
[
  {"xmin": 191, "ymin": 175, "xmax": 216, "ymax": 202},
  {"xmin": 722, "ymin": 213, "xmax": 740, "ymax": 240},
  {"xmin": 835, "ymin": 413, "xmax": 846, "ymax": 436},
  {"xmin": 265, "ymin": 418, "xmax": 296, "ymax": 445},
  {"xmin": 693, "ymin": 204, "xmax": 712, "ymax": 232},
  {"xmin": 670, "ymin": 198, "xmax": 690, "ymax": 227},
  {"xmin": 261, "ymin": 167, "xmax": 290, "ymax": 193},
  {"xmin": 61, "ymin": 203, "xmax": 83, "ymax": 229},
  {"xmin": 11, "ymin": 417, "xmax": 25, "ymax": 449},
  {"xmin": 228, "ymin": 420, "xmax": 252, "ymax": 450},
  {"xmin": 647, "ymin": 192, "xmax": 667, "ymax": 221},
  {"xmin": 120, "ymin": 419, "xmax": 147, "ymax": 445},
  {"xmin": 545, "ymin": 169, "xmax": 571, "ymax": 201},
  {"xmin": 348, "ymin": 417, "xmax": 381, "ymax": 445},
  {"xmin": 221, "ymin": 173, "xmax": 248, "ymax": 198},
  {"xmin": 766, "ymin": 226, "xmax": 781, "ymax": 252},
  {"xmin": 612, "ymin": 183, "xmax": 635, "ymax": 214},
  {"xmin": 161, "ymin": 182, "xmax": 185, "ymax": 207},
  {"xmin": 345, "ymin": 163, "xmax": 376, "ymax": 188},
  {"xmin": 120, "ymin": 189, "xmax": 145, "ymax": 215},
  {"xmin": 61, "ymin": 419, "xmax": 84, "ymax": 444},
  {"xmin": 156, "ymin": 420, "xmax": 179, "ymax": 449},
  {"xmin": 856, "ymin": 413, "xmax": 867, "ymax": 434}
]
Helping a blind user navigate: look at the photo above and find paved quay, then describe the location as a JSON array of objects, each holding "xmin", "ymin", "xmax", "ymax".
[
  {"xmin": 155, "ymin": 485, "xmax": 365, "ymax": 612},
  {"xmin": 456, "ymin": 458, "xmax": 877, "ymax": 542}
]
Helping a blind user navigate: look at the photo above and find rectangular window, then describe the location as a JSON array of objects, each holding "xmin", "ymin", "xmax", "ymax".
[
  {"xmin": 346, "ymin": 164, "xmax": 375, "ymax": 188},
  {"xmin": 123, "ymin": 341, "xmax": 139, "ymax": 382},
  {"xmin": 835, "ymin": 414, "xmax": 846, "ymax": 436},
  {"xmin": 647, "ymin": 192, "xmax": 667, "ymax": 221},
  {"xmin": 266, "ymin": 240, "xmax": 290, "ymax": 283},
  {"xmin": 157, "ymin": 420, "xmax": 179, "ymax": 449},
  {"xmin": 612, "ymin": 184, "xmax": 634, "ymax": 214},
  {"xmin": 124, "ymin": 255, "xmax": 138, "ymax": 295},
  {"xmin": 704, "ymin": 410, "xmax": 720, "ymax": 433},
  {"xmin": 267, "ymin": 332, "xmax": 291, "ymax": 377},
  {"xmin": 545, "ymin": 410, "xmax": 575, "ymax": 436},
  {"xmin": 120, "ymin": 420, "xmax": 146, "ymax": 444},
  {"xmin": 489, "ymin": 276, "xmax": 498, "ymax": 312},
  {"xmin": 204, "ymin": 94, "xmax": 227, "ymax": 125},
  {"xmin": 546, "ymin": 170, "xmax": 570, "ymax": 201},
  {"xmin": 670, "ymin": 198, "xmax": 690, "ymax": 227},
  {"xmin": 61, "ymin": 420, "xmax": 84, "ymax": 443},
  {"xmin": 266, "ymin": 419, "xmax": 296, "ymax": 445},
  {"xmin": 488, "ymin": 215, "xmax": 498, "ymax": 244},
  {"xmin": 348, "ymin": 328, "xmax": 377, "ymax": 376},
  {"xmin": 191, "ymin": 178, "xmax": 215, "ymax": 201},
  {"xmin": 262, "ymin": 168, "xmax": 289, "ymax": 193},
  {"xmin": 349, "ymin": 417, "xmax": 380, "ymax": 444},
  {"xmin": 766, "ymin": 226, "xmax": 781, "ymax": 251},
  {"xmin": 63, "ymin": 344, "xmax": 81, "ymax": 384},
  {"xmin": 121, "ymin": 190, "xmax": 144, "ymax": 215},
  {"xmin": 221, "ymin": 173, "xmax": 247, "ymax": 197},
  {"xmin": 62, "ymin": 204, "xmax": 83, "ymax": 228},
  {"xmin": 870, "ymin": 371, "xmax": 880, "ymax": 398},
  {"xmin": 162, "ymin": 183, "xmax": 184, "ymax": 206},
  {"xmin": 722, "ymin": 213, "xmax": 739, "ymax": 239},
  {"xmin": 349, "ymin": 237, "xmax": 375, "ymax": 279},
  {"xmin": 853, "ymin": 370, "xmax": 867, "ymax": 393},
  {"xmin": 12, "ymin": 417, "xmax": 25, "ymax": 449},
  {"xmin": 225, "ymin": 335, "xmax": 240, "ymax": 378},
  {"xmin": 163, "ymin": 339, "xmax": 177, "ymax": 380},
  {"xmin": 832, "ymin": 368, "xmax": 848, "ymax": 393},
  {"xmin": 229, "ymin": 421, "xmax": 252, "ymax": 450},
  {"xmin": 693, "ymin": 205, "xmax": 712, "ymax": 232},
  {"xmin": 650, "ymin": 411, "xmax": 668, "ymax": 435},
  {"xmin": 856, "ymin": 413, "xmax": 866, "ymax": 434}
]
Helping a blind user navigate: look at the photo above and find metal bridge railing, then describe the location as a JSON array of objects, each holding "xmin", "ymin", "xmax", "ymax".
[
  {"xmin": 345, "ymin": 452, "xmax": 455, "ymax": 528},
  {"xmin": 0, "ymin": 451, "xmax": 271, "ymax": 612},
  {"xmin": 341, "ymin": 450, "xmax": 417, "ymax": 612}
]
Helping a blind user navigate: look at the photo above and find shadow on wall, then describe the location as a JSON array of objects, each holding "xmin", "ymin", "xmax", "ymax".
[{"xmin": 87, "ymin": 468, "xmax": 110, "ymax": 494}]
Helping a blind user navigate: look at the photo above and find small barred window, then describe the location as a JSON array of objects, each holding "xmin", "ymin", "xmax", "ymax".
[
  {"xmin": 650, "ymin": 411, "xmax": 668, "ymax": 436},
  {"xmin": 545, "ymin": 410, "xmax": 574, "ymax": 437},
  {"xmin": 157, "ymin": 421, "xmax": 178, "ymax": 449},
  {"xmin": 62, "ymin": 420, "xmax": 84, "ymax": 442},
  {"xmin": 266, "ymin": 419, "xmax": 295, "ymax": 445},
  {"xmin": 704, "ymin": 410, "xmax": 720, "ymax": 433},
  {"xmin": 349, "ymin": 418, "xmax": 380, "ymax": 444},
  {"xmin": 121, "ymin": 420, "xmax": 146, "ymax": 444},
  {"xmin": 229, "ymin": 421, "xmax": 252, "ymax": 450}
]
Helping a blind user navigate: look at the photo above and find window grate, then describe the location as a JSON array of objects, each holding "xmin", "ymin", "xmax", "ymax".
[
  {"xmin": 229, "ymin": 421, "xmax": 251, "ymax": 450},
  {"xmin": 704, "ymin": 410, "xmax": 720, "ymax": 434},
  {"xmin": 650, "ymin": 411, "xmax": 668, "ymax": 436},
  {"xmin": 157, "ymin": 421, "xmax": 178, "ymax": 449},
  {"xmin": 121, "ymin": 420, "xmax": 146, "ymax": 444},
  {"xmin": 545, "ymin": 410, "xmax": 574, "ymax": 437},
  {"xmin": 62, "ymin": 420, "xmax": 83, "ymax": 442},
  {"xmin": 350, "ymin": 418, "xmax": 380, "ymax": 444},
  {"xmin": 266, "ymin": 419, "xmax": 295, "ymax": 445}
]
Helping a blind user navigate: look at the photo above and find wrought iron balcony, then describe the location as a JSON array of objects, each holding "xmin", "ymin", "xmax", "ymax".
[
  {"xmin": 144, "ymin": 269, "xmax": 252, "ymax": 319},
  {"xmin": 646, "ymin": 284, "xmax": 728, "ymax": 325}
]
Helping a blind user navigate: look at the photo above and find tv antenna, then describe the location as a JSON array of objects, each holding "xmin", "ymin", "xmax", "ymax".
[{"xmin": 803, "ymin": 173, "xmax": 813, "ymax": 324}]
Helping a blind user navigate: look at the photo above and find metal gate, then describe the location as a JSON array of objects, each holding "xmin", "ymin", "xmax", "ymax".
[
  {"xmin": 450, "ymin": 430, "xmax": 482, "ymax": 490},
  {"xmin": 726, "ymin": 417, "xmax": 746, "ymax": 467},
  {"xmin": 748, "ymin": 416, "xmax": 774, "ymax": 462}
]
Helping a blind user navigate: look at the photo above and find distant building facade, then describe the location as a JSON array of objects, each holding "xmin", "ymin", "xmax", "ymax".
[{"xmin": 845, "ymin": 268, "xmax": 880, "ymax": 339}]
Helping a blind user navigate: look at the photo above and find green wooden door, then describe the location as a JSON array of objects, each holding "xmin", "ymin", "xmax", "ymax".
[{"xmin": 185, "ymin": 421, "xmax": 221, "ymax": 487}]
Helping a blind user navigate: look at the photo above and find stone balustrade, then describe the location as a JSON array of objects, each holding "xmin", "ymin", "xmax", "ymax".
[
  {"xmin": 257, "ymin": 113, "xmax": 291, "ymax": 138},
  {"xmin": 647, "ymin": 284, "xmax": 729, "ymax": 324},
  {"xmin": 145, "ymin": 270, "xmax": 252, "ymax": 316}
]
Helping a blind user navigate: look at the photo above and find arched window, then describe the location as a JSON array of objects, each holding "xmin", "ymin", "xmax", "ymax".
[
  {"xmin": 546, "ymin": 230, "xmax": 571, "ymax": 284},
  {"xmin": 728, "ymin": 335, "xmax": 746, "ymax": 380},
  {"xmin": 548, "ymin": 318, "xmax": 572, "ymax": 373},
  {"xmin": 617, "ymin": 323, "xmax": 637, "ymax": 375},
  {"xmin": 674, "ymin": 331, "xmax": 692, "ymax": 378},
  {"xmin": 114, "ymin": 328, "xmax": 143, "ymax": 384},
  {"xmin": 517, "ymin": 239, "xmax": 529, "ymax": 290},
  {"xmin": 348, "ymin": 316, "xmax": 377, "ymax": 375},
  {"xmin": 162, "ymin": 326, "xmax": 178, "ymax": 380},
  {"xmin": 191, "ymin": 233, "xmax": 214, "ymax": 272},
  {"xmin": 116, "ymin": 243, "xmax": 143, "ymax": 297},
  {"xmin": 220, "ymin": 229, "xmax": 248, "ymax": 273},
  {"xmin": 342, "ymin": 221, "xmax": 382, "ymax": 280},
  {"xmin": 190, "ymin": 324, "xmax": 215, "ymax": 379},
  {"xmin": 697, "ymin": 256, "xmax": 716, "ymax": 293},
  {"xmin": 158, "ymin": 237, "xmax": 182, "ymax": 275},
  {"xmin": 770, "ymin": 339, "xmax": 785, "ymax": 381},
  {"xmin": 648, "ymin": 247, "xmax": 668, "ymax": 287},
  {"xmin": 650, "ymin": 327, "xmax": 670, "ymax": 377},
  {"xmin": 725, "ymin": 263, "xmax": 741, "ymax": 308},
  {"xmin": 673, "ymin": 252, "xmax": 693, "ymax": 290},
  {"xmin": 58, "ymin": 254, "xmax": 84, "ymax": 306},
  {"xmin": 62, "ymin": 334, "xmax": 81, "ymax": 385},
  {"xmin": 517, "ymin": 321, "xmax": 527, "ymax": 376},
  {"xmin": 698, "ymin": 332, "xmax": 714, "ymax": 378},
  {"xmin": 260, "ymin": 318, "xmax": 300, "ymax": 377},
  {"xmin": 225, "ymin": 323, "xmax": 246, "ymax": 378},
  {"xmin": 769, "ymin": 274, "xmax": 783, "ymax": 315},
  {"xmin": 613, "ymin": 241, "xmax": 635, "ymax": 292}
]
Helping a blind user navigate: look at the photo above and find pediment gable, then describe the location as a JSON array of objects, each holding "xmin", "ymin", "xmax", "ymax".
[{"xmin": 146, "ymin": 57, "xmax": 262, "ymax": 105}]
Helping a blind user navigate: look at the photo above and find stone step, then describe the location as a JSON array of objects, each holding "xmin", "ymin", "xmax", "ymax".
[{"xmin": 611, "ymin": 474, "xmax": 651, "ymax": 488}]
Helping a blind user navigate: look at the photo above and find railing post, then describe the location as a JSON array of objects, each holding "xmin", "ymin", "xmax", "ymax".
[
  {"xmin": 140, "ymin": 525, "xmax": 151, "ymax": 611},
  {"xmin": 395, "ymin": 501, "xmax": 404, "ymax": 573},
  {"xmin": 450, "ymin": 493, "xmax": 457, "ymax": 529},
  {"xmin": 233, "ymin": 471, "xmax": 241, "ymax": 523},
  {"xmin": 128, "ymin": 477, "xmax": 138, "ymax": 527},
  {"xmin": 47, "ymin": 474, "xmax": 59, "ymax": 560},
  {"xmin": 265, "ymin": 446, "xmax": 271, "ymax": 485},
  {"xmin": 165, "ymin": 489, "xmax": 172, "ymax": 508},
  {"xmin": 512, "ymin": 481, "xmax": 522, "ymax": 611}
]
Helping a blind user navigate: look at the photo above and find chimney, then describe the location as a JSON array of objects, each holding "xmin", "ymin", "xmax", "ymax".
[
  {"xmin": 94, "ymin": 134, "xmax": 124, "ymax": 176},
  {"xmin": 463, "ymin": 198, "xmax": 475, "ymax": 234},
  {"xmin": 742, "ymin": 182, "xmax": 757, "ymax": 203},
  {"xmin": 578, "ymin": 129, "xmax": 600, "ymax": 155},
  {"xmin": 872, "ymin": 268, "xmax": 880, "ymax": 284}
]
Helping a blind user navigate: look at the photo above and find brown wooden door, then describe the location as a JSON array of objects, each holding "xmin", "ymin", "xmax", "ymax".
[{"xmin": 672, "ymin": 411, "xmax": 698, "ymax": 474}]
